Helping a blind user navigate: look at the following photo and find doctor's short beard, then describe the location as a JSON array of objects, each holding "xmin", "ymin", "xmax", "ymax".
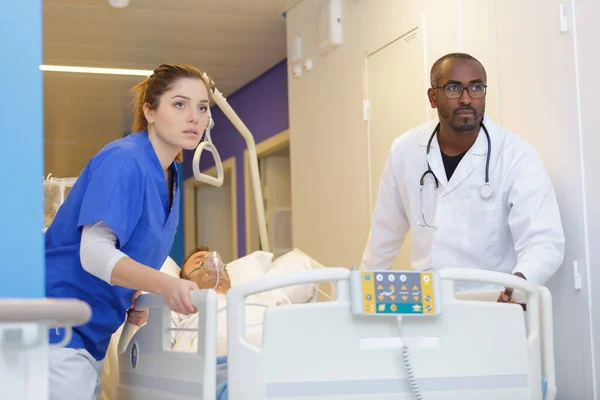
[{"xmin": 438, "ymin": 105, "xmax": 485, "ymax": 132}]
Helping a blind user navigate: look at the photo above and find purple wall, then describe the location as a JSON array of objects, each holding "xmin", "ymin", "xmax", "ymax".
[{"xmin": 182, "ymin": 59, "xmax": 289, "ymax": 257}]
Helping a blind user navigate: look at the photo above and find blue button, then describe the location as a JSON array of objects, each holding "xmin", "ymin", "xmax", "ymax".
[{"xmin": 365, "ymin": 275, "xmax": 371, "ymax": 281}]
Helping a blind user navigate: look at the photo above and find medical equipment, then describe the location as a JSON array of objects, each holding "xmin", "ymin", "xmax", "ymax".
[
  {"xmin": 118, "ymin": 290, "xmax": 218, "ymax": 399},
  {"xmin": 227, "ymin": 267, "xmax": 552, "ymax": 400},
  {"xmin": 193, "ymin": 91, "xmax": 224, "ymax": 187},
  {"xmin": 204, "ymin": 252, "xmax": 226, "ymax": 276},
  {"xmin": 419, "ymin": 122, "xmax": 492, "ymax": 228},
  {"xmin": 115, "ymin": 264, "xmax": 556, "ymax": 400},
  {"xmin": 350, "ymin": 270, "xmax": 442, "ymax": 316},
  {"xmin": 44, "ymin": 174, "xmax": 78, "ymax": 204},
  {"xmin": 100, "ymin": 249, "xmax": 324, "ymax": 398},
  {"xmin": 1, "ymin": 298, "xmax": 91, "ymax": 400},
  {"xmin": 43, "ymin": 174, "xmax": 78, "ymax": 231},
  {"xmin": 191, "ymin": 75, "xmax": 269, "ymax": 251},
  {"xmin": 186, "ymin": 251, "xmax": 227, "ymax": 290},
  {"xmin": 349, "ymin": 270, "xmax": 440, "ymax": 400}
]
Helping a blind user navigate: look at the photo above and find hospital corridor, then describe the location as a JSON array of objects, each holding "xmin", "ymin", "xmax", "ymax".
[{"xmin": 2, "ymin": 0, "xmax": 600, "ymax": 399}]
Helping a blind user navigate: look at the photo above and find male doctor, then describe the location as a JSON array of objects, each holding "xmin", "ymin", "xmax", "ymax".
[{"xmin": 360, "ymin": 52, "xmax": 565, "ymax": 300}]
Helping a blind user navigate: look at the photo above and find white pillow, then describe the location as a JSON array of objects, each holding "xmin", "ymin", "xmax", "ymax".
[
  {"xmin": 265, "ymin": 250, "xmax": 317, "ymax": 303},
  {"xmin": 226, "ymin": 251, "xmax": 274, "ymax": 287},
  {"xmin": 160, "ymin": 256, "xmax": 181, "ymax": 278}
]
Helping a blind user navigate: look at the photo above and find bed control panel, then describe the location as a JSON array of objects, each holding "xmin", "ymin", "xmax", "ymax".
[{"xmin": 350, "ymin": 270, "xmax": 442, "ymax": 316}]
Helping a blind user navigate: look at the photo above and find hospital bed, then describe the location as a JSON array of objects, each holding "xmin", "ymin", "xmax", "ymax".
[
  {"xmin": 114, "ymin": 266, "xmax": 556, "ymax": 400},
  {"xmin": 100, "ymin": 248, "xmax": 329, "ymax": 399}
]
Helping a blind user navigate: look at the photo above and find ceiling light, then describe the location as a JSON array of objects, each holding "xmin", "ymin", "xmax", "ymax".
[
  {"xmin": 109, "ymin": 0, "xmax": 130, "ymax": 8},
  {"xmin": 40, "ymin": 65, "xmax": 152, "ymax": 76}
]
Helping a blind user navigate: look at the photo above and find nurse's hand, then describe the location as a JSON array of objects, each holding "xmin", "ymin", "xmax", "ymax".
[
  {"xmin": 127, "ymin": 308, "xmax": 149, "ymax": 326},
  {"xmin": 164, "ymin": 278, "xmax": 199, "ymax": 315},
  {"xmin": 127, "ymin": 290, "xmax": 149, "ymax": 326}
]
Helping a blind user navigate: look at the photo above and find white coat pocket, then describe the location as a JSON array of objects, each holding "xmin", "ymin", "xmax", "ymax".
[{"xmin": 460, "ymin": 198, "xmax": 501, "ymax": 253}]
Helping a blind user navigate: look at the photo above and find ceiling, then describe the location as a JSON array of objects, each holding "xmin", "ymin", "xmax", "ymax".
[{"xmin": 42, "ymin": 0, "xmax": 296, "ymax": 177}]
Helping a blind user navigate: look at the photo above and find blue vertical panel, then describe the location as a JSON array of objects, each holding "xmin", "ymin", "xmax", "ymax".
[
  {"xmin": 0, "ymin": 0, "xmax": 44, "ymax": 298},
  {"xmin": 169, "ymin": 163, "xmax": 185, "ymax": 265}
]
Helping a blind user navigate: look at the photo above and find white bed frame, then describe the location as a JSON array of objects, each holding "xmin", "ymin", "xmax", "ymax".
[
  {"xmin": 116, "ymin": 290, "xmax": 218, "ymax": 399},
  {"xmin": 116, "ymin": 267, "xmax": 556, "ymax": 400}
]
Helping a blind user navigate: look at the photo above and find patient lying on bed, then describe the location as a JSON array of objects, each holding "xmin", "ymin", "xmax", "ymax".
[
  {"xmin": 170, "ymin": 247, "xmax": 292, "ymax": 355},
  {"xmin": 128, "ymin": 246, "xmax": 309, "ymax": 355},
  {"xmin": 138, "ymin": 247, "xmax": 302, "ymax": 400},
  {"xmin": 124, "ymin": 248, "xmax": 315, "ymax": 400}
]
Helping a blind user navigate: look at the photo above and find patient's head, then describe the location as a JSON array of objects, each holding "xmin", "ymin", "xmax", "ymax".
[{"xmin": 180, "ymin": 246, "xmax": 231, "ymax": 294}]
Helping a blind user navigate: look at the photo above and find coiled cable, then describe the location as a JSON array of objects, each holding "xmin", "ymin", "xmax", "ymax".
[{"xmin": 397, "ymin": 317, "xmax": 423, "ymax": 399}]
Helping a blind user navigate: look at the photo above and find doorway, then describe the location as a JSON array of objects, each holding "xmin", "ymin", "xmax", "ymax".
[
  {"xmin": 244, "ymin": 130, "xmax": 292, "ymax": 258},
  {"xmin": 183, "ymin": 157, "xmax": 238, "ymax": 264}
]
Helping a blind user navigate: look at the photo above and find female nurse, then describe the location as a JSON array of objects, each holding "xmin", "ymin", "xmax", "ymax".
[{"xmin": 45, "ymin": 63, "xmax": 212, "ymax": 399}]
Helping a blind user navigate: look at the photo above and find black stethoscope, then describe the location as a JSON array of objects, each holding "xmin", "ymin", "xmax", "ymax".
[{"xmin": 419, "ymin": 122, "xmax": 493, "ymax": 227}]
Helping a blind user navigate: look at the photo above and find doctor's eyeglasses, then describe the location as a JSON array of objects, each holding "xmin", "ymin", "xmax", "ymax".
[{"xmin": 432, "ymin": 83, "xmax": 487, "ymax": 99}]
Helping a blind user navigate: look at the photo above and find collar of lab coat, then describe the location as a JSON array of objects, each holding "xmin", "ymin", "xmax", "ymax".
[{"xmin": 420, "ymin": 114, "xmax": 493, "ymax": 196}]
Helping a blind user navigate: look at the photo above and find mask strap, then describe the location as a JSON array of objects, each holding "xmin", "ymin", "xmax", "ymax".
[{"xmin": 185, "ymin": 262, "xmax": 204, "ymax": 280}]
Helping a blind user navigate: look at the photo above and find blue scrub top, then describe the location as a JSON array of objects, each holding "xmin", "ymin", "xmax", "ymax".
[{"xmin": 45, "ymin": 131, "xmax": 181, "ymax": 361}]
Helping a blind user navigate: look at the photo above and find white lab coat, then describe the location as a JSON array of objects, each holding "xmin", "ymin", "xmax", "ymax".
[{"xmin": 361, "ymin": 115, "xmax": 565, "ymax": 292}]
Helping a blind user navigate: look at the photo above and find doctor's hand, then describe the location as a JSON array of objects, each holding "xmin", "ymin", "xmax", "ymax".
[
  {"xmin": 497, "ymin": 272, "xmax": 527, "ymax": 310},
  {"xmin": 163, "ymin": 277, "xmax": 199, "ymax": 315}
]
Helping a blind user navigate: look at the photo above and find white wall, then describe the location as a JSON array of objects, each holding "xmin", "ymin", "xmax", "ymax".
[
  {"xmin": 286, "ymin": 0, "xmax": 597, "ymax": 397},
  {"xmin": 576, "ymin": 0, "xmax": 600, "ymax": 392}
]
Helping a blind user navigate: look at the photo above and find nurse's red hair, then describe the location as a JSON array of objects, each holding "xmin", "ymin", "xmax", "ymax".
[{"xmin": 130, "ymin": 63, "xmax": 214, "ymax": 162}]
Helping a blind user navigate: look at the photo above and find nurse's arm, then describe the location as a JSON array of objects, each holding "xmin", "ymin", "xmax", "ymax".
[
  {"xmin": 111, "ymin": 257, "xmax": 199, "ymax": 315},
  {"xmin": 80, "ymin": 221, "xmax": 199, "ymax": 315},
  {"xmin": 506, "ymin": 150, "xmax": 565, "ymax": 287},
  {"xmin": 360, "ymin": 148, "xmax": 410, "ymax": 270}
]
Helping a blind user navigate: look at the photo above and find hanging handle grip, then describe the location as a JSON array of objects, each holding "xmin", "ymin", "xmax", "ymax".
[{"xmin": 192, "ymin": 140, "xmax": 224, "ymax": 187}]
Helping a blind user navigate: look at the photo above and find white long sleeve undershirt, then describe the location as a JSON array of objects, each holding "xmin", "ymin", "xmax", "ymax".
[{"xmin": 80, "ymin": 221, "xmax": 128, "ymax": 284}]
